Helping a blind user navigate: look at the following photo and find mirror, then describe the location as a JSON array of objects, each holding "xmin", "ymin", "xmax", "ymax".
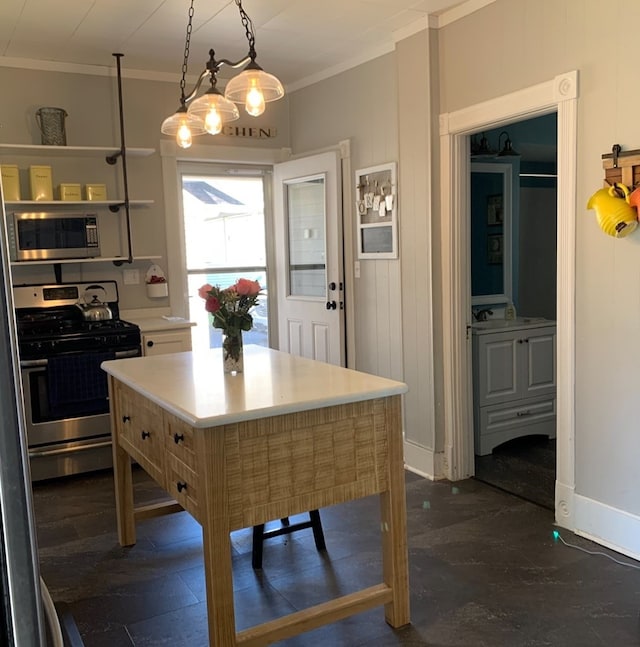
[{"xmin": 470, "ymin": 162, "xmax": 512, "ymax": 305}]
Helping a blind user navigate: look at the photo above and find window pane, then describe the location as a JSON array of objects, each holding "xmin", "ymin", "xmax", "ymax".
[
  {"xmin": 285, "ymin": 177, "xmax": 326, "ymax": 297},
  {"xmin": 181, "ymin": 172, "xmax": 268, "ymax": 354},
  {"xmin": 183, "ymin": 175, "xmax": 266, "ymax": 269}
]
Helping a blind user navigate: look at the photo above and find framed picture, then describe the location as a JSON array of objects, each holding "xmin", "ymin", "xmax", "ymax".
[
  {"xmin": 355, "ymin": 162, "xmax": 398, "ymax": 259},
  {"xmin": 487, "ymin": 194, "xmax": 503, "ymax": 225},
  {"xmin": 487, "ymin": 234, "xmax": 503, "ymax": 264}
]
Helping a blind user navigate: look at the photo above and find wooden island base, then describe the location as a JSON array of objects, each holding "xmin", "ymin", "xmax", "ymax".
[{"xmin": 105, "ymin": 348, "xmax": 410, "ymax": 646}]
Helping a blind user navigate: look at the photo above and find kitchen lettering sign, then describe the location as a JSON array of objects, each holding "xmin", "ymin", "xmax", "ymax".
[{"xmin": 221, "ymin": 126, "xmax": 277, "ymax": 139}]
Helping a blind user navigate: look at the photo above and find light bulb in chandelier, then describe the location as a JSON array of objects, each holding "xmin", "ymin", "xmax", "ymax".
[
  {"xmin": 204, "ymin": 108, "xmax": 223, "ymax": 135},
  {"xmin": 177, "ymin": 122, "xmax": 193, "ymax": 148},
  {"xmin": 225, "ymin": 64, "xmax": 284, "ymax": 116},
  {"xmin": 245, "ymin": 83, "xmax": 266, "ymax": 117},
  {"xmin": 187, "ymin": 87, "xmax": 239, "ymax": 135},
  {"xmin": 160, "ymin": 106, "xmax": 206, "ymax": 150}
]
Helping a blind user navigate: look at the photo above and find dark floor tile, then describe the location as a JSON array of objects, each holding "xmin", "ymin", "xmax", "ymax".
[
  {"xmin": 32, "ymin": 464, "xmax": 640, "ymax": 647},
  {"xmin": 79, "ymin": 625, "xmax": 135, "ymax": 647},
  {"xmin": 67, "ymin": 572, "xmax": 198, "ymax": 635},
  {"xmin": 126, "ymin": 602, "xmax": 208, "ymax": 647},
  {"xmin": 474, "ymin": 435, "xmax": 555, "ymax": 510}
]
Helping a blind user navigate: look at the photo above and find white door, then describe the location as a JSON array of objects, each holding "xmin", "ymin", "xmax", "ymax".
[{"xmin": 273, "ymin": 151, "xmax": 345, "ymax": 365}]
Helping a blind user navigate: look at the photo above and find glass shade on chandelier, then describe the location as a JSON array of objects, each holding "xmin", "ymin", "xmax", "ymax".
[
  {"xmin": 187, "ymin": 87, "xmax": 240, "ymax": 135},
  {"xmin": 160, "ymin": 106, "xmax": 206, "ymax": 149},
  {"xmin": 224, "ymin": 64, "xmax": 285, "ymax": 117}
]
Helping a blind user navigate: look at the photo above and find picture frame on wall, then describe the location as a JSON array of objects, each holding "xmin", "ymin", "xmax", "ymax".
[
  {"xmin": 487, "ymin": 234, "xmax": 503, "ymax": 264},
  {"xmin": 355, "ymin": 161, "xmax": 398, "ymax": 259},
  {"xmin": 487, "ymin": 194, "xmax": 503, "ymax": 225}
]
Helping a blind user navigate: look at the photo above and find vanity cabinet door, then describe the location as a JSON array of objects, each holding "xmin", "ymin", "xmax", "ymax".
[
  {"xmin": 474, "ymin": 331, "xmax": 518, "ymax": 406},
  {"xmin": 474, "ymin": 325, "xmax": 556, "ymax": 407},
  {"xmin": 521, "ymin": 327, "xmax": 556, "ymax": 399}
]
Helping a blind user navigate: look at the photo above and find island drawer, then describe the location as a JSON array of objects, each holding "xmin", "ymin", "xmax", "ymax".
[
  {"xmin": 165, "ymin": 453, "xmax": 200, "ymax": 521},
  {"xmin": 114, "ymin": 383, "xmax": 165, "ymax": 484},
  {"xmin": 164, "ymin": 412, "xmax": 196, "ymax": 470}
]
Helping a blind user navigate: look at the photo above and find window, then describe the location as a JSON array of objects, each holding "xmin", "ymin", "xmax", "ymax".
[{"xmin": 180, "ymin": 166, "xmax": 270, "ymax": 354}]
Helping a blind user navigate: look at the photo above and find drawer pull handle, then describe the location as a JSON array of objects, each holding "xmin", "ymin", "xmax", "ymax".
[
  {"xmin": 177, "ymin": 481, "xmax": 187, "ymax": 493},
  {"xmin": 141, "ymin": 430, "xmax": 150, "ymax": 440},
  {"xmin": 516, "ymin": 410, "xmax": 532, "ymax": 417},
  {"xmin": 174, "ymin": 433, "xmax": 185, "ymax": 444},
  {"xmin": 122, "ymin": 415, "xmax": 131, "ymax": 423}
]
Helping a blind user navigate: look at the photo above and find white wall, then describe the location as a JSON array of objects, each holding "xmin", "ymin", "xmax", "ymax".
[{"xmin": 436, "ymin": 0, "xmax": 640, "ymax": 524}]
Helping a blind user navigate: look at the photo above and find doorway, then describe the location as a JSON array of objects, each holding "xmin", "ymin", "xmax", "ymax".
[
  {"xmin": 470, "ymin": 115, "xmax": 558, "ymax": 509},
  {"xmin": 439, "ymin": 70, "xmax": 578, "ymax": 529}
]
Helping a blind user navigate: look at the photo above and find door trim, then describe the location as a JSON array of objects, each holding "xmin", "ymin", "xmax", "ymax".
[{"xmin": 439, "ymin": 71, "xmax": 578, "ymax": 531}]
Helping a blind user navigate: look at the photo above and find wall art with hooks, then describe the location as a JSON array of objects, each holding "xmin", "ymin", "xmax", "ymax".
[{"xmin": 355, "ymin": 161, "xmax": 397, "ymax": 259}]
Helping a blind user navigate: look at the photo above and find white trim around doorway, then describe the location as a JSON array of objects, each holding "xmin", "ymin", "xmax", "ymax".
[{"xmin": 438, "ymin": 71, "xmax": 578, "ymax": 531}]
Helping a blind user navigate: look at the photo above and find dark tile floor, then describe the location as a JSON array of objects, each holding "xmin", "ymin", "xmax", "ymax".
[
  {"xmin": 474, "ymin": 435, "xmax": 556, "ymax": 510},
  {"xmin": 33, "ymin": 467, "xmax": 640, "ymax": 646}
]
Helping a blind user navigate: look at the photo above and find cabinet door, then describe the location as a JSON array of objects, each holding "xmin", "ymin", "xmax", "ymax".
[
  {"xmin": 474, "ymin": 325, "xmax": 556, "ymax": 406},
  {"xmin": 521, "ymin": 326, "xmax": 556, "ymax": 398},
  {"xmin": 142, "ymin": 330, "xmax": 192, "ymax": 356},
  {"xmin": 475, "ymin": 332, "xmax": 519, "ymax": 407}
]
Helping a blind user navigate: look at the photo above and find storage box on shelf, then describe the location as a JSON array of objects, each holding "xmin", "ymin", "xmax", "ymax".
[{"xmin": 472, "ymin": 322, "xmax": 556, "ymax": 456}]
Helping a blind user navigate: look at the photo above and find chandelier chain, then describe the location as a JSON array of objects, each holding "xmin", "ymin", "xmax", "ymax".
[
  {"xmin": 235, "ymin": 0, "xmax": 256, "ymax": 56},
  {"xmin": 180, "ymin": 0, "xmax": 196, "ymax": 102}
]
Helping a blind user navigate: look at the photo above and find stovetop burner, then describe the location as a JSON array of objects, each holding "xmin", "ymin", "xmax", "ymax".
[{"xmin": 13, "ymin": 281, "xmax": 142, "ymax": 360}]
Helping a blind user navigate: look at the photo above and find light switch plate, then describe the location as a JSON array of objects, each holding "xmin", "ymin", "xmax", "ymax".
[{"xmin": 123, "ymin": 269, "xmax": 140, "ymax": 285}]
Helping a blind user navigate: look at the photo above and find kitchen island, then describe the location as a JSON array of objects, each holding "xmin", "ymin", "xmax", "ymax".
[{"xmin": 102, "ymin": 346, "xmax": 410, "ymax": 646}]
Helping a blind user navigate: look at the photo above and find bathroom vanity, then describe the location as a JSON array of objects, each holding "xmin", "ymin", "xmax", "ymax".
[{"xmin": 472, "ymin": 318, "xmax": 556, "ymax": 455}]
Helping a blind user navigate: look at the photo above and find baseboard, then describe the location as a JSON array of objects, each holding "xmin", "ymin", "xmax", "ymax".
[
  {"xmin": 568, "ymin": 492, "xmax": 640, "ymax": 562},
  {"xmin": 403, "ymin": 439, "xmax": 445, "ymax": 480}
]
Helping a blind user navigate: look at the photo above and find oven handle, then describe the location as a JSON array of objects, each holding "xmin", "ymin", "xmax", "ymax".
[
  {"xmin": 29, "ymin": 439, "xmax": 112, "ymax": 458},
  {"xmin": 20, "ymin": 348, "xmax": 140, "ymax": 368}
]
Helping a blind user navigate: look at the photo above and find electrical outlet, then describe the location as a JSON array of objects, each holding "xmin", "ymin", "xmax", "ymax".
[
  {"xmin": 123, "ymin": 269, "xmax": 140, "ymax": 285},
  {"xmin": 354, "ymin": 261, "xmax": 360, "ymax": 279}
]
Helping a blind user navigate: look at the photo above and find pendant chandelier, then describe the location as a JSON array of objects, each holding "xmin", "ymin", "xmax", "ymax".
[{"xmin": 161, "ymin": 0, "xmax": 285, "ymax": 149}]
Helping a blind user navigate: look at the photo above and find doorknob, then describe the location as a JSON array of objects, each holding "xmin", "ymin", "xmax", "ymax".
[
  {"xmin": 328, "ymin": 282, "xmax": 336, "ymax": 291},
  {"xmin": 326, "ymin": 300, "xmax": 337, "ymax": 310}
]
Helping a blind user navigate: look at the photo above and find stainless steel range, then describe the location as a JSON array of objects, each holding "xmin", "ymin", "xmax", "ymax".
[{"xmin": 13, "ymin": 281, "xmax": 141, "ymax": 481}]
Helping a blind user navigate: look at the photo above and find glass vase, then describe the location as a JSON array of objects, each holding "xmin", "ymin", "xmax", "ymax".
[{"xmin": 222, "ymin": 331, "xmax": 243, "ymax": 374}]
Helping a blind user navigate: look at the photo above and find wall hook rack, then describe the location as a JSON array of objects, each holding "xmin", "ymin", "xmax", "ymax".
[{"xmin": 601, "ymin": 144, "xmax": 640, "ymax": 188}]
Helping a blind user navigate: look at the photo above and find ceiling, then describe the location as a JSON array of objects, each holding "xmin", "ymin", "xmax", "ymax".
[{"xmin": 0, "ymin": 0, "xmax": 478, "ymax": 90}]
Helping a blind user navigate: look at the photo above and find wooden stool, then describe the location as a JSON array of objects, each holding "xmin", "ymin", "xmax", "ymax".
[{"xmin": 252, "ymin": 509, "xmax": 326, "ymax": 569}]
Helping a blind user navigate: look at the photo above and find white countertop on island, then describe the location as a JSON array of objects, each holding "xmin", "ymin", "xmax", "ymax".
[{"xmin": 102, "ymin": 346, "xmax": 408, "ymax": 428}]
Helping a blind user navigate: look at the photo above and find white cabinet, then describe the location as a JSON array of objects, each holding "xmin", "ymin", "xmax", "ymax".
[
  {"xmin": 142, "ymin": 329, "xmax": 192, "ymax": 356},
  {"xmin": 472, "ymin": 323, "xmax": 556, "ymax": 455},
  {"xmin": 124, "ymin": 316, "xmax": 195, "ymax": 357}
]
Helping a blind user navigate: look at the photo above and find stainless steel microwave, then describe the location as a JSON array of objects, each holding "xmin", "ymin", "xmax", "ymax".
[{"xmin": 7, "ymin": 212, "xmax": 100, "ymax": 261}]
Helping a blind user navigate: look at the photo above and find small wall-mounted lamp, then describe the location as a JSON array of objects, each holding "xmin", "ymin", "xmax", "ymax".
[
  {"xmin": 497, "ymin": 131, "xmax": 519, "ymax": 157},
  {"xmin": 471, "ymin": 130, "xmax": 520, "ymax": 158}
]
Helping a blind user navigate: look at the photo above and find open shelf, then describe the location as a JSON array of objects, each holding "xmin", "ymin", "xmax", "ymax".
[
  {"xmin": 0, "ymin": 144, "xmax": 155, "ymax": 158},
  {"xmin": 4, "ymin": 200, "xmax": 154, "ymax": 209},
  {"xmin": 10, "ymin": 255, "xmax": 162, "ymax": 267}
]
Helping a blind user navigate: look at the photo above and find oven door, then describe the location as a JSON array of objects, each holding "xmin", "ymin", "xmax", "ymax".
[
  {"xmin": 20, "ymin": 348, "xmax": 139, "ymax": 449},
  {"xmin": 21, "ymin": 362, "xmax": 110, "ymax": 448}
]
